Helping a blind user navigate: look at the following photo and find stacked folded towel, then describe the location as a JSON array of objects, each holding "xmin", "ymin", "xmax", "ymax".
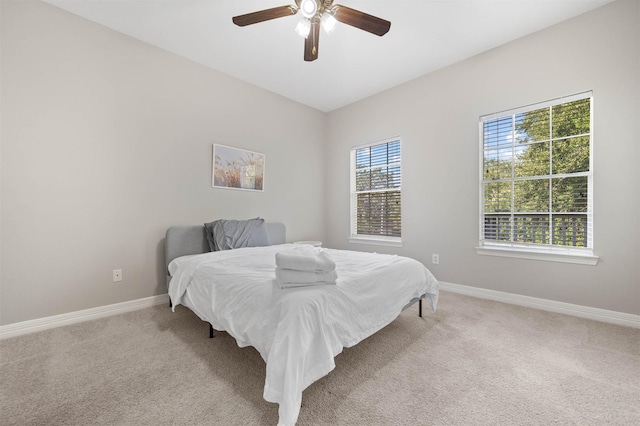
[{"xmin": 275, "ymin": 247, "xmax": 337, "ymax": 288}]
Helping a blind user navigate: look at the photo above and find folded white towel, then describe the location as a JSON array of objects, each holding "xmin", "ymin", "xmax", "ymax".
[
  {"xmin": 275, "ymin": 247, "xmax": 336, "ymax": 272},
  {"xmin": 275, "ymin": 268, "xmax": 338, "ymax": 285}
]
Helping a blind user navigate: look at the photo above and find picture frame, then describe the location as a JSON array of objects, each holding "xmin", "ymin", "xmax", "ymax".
[{"xmin": 212, "ymin": 144, "xmax": 265, "ymax": 191}]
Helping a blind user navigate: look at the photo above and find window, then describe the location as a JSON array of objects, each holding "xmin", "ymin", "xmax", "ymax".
[
  {"xmin": 350, "ymin": 138, "xmax": 401, "ymax": 246},
  {"xmin": 478, "ymin": 92, "xmax": 597, "ymax": 264}
]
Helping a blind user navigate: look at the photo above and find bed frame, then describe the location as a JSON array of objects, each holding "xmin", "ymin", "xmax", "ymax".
[{"xmin": 165, "ymin": 223, "xmax": 424, "ymax": 337}]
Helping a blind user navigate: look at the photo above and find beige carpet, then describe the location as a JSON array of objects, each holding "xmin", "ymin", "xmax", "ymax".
[{"xmin": 1, "ymin": 291, "xmax": 639, "ymax": 425}]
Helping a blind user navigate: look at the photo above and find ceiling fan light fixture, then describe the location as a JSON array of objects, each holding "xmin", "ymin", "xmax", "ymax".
[
  {"xmin": 321, "ymin": 12, "xmax": 337, "ymax": 34},
  {"xmin": 295, "ymin": 18, "xmax": 311, "ymax": 38},
  {"xmin": 299, "ymin": 0, "xmax": 318, "ymax": 19}
]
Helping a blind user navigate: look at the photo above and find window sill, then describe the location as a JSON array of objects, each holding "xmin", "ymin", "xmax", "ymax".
[
  {"xmin": 476, "ymin": 245, "xmax": 599, "ymax": 265},
  {"xmin": 349, "ymin": 236, "xmax": 403, "ymax": 248}
]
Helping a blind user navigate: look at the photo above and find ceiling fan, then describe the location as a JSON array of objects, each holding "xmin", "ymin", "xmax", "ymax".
[{"xmin": 232, "ymin": 0, "xmax": 391, "ymax": 62}]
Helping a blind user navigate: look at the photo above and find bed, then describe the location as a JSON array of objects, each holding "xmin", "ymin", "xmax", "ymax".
[{"xmin": 165, "ymin": 222, "xmax": 439, "ymax": 425}]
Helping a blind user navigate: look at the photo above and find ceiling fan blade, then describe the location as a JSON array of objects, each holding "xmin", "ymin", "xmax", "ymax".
[
  {"xmin": 232, "ymin": 5, "xmax": 297, "ymax": 27},
  {"xmin": 304, "ymin": 21, "xmax": 320, "ymax": 62},
  {"xmin": 334, "ymin": 5, "xmax": 391, "ymax": 36}
]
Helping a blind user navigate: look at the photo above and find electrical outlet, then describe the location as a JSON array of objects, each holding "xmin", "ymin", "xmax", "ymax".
[
  {"xmin": 113, "ymin": 269, "xmax": 122, "ymax": 282},
  {"xmin": 432, "ymin": 254, "xmax": 440, "ymax": 265}
]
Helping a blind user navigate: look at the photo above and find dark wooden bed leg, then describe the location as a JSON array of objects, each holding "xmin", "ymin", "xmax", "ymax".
[
  {"xmin": 169, "ymin": 299, "xmax": 172, "ymax": 308},
  {"xmin": 209, "ymin": 323, "xmax": 215, "ymax": 339},
  {"xmin": 419, "ymin": 299, "xmax": 423, "ymax": 317}
]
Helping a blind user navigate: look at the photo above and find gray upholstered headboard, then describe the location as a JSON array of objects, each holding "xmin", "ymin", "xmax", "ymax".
[{"xmin": 165, "ymin": 222, "xmax": 286, "ymax": 281}]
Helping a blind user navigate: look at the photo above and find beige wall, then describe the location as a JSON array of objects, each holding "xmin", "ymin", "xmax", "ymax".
[
  {"xmin": 325, "ymin": 0, "xmax": 640, "ymax": 315},
  {"xmin": 0, "ymin": 1, "xmax": 326, "ymax": 325}
]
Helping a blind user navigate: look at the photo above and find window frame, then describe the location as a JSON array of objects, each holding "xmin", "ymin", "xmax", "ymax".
[
  {"xmin": 476, "ymin": 92, "xmax": 598, "ymax": 265},
  {"xmin": 349, "ymin": 137, "xmax": 403, "ymax": 247}
]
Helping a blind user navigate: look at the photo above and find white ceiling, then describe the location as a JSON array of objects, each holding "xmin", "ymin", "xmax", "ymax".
[{"xmin": 43, "ymin": 0, "xmax": 612, "ymax": 112}]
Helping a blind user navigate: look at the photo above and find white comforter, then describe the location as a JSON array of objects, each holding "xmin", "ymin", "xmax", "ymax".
[{"xmin": 168, "ymin": 244, "xmax": 439, "ymax": 425}]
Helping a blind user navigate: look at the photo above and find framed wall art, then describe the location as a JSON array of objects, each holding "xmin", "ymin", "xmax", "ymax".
[{"xmin": 212, "ymin": 144, "xmax": 265, "ymax": 191}]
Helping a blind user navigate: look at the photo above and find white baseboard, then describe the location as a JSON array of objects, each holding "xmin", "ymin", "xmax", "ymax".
[
  {"xmin": 439, "ymin": 281, "xmax": 640, "ymax": 329},
  {"xmin": 0, "ymin": 294, "xmax": 170, "ymax": 340}
]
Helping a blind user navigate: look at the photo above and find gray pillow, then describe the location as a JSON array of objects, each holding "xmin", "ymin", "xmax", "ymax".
[
  {"xmin": 204, "ymin": 218, "xmax": 270, "ymax": 251},
  {"xmin": 204, "ymin": 220, "xmax": 220, "ymax": 251}
]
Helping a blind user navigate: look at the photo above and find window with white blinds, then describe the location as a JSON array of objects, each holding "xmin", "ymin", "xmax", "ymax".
[
  {"xmin": 350, "ymin": 138, "xmax": 401, "ymax": 245},
  {"xmin": 478, "ymin": 92, "xmax": 596, "ymax": 263}
]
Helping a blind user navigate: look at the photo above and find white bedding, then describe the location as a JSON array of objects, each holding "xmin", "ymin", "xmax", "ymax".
[{"xmin": 168, "ymin": 244, "xmax": 439, "ymax": 425}]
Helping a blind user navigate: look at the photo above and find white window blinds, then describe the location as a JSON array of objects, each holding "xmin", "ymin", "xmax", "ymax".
[{"xmin": 350, "ymin": 138, "xmax": 401, "ymax": 241}]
